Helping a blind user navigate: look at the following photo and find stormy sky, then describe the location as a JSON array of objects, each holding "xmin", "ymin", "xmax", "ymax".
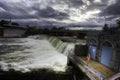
[{"xmin": 0, "ymin": 0, "xmax": 120, "ymax": 27}]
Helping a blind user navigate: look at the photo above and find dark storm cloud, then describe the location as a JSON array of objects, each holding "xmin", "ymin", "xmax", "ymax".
[
  {"xmin": 97, "ymin": 0, "xmax": 120, "ymax": 24},
  {"xmin": 0, "ymin": 2, "xmax": 28, "ymax": 14},
  {"xmin": 0, "ymin": 7, "xmax": 37, "ymax": 19},
  {"xmin": 67, "ymin": 0, "xmax": 109, "ymax": 9},
  {"xmin": 54, "ymin": 0, "xmax": 84, "ymax": 8},
  {"xmin": 0, "ymin": 0, "xmax": 119, "ymax": 27},
  {"xmin": 80, "ymin": 0, "xmax": 111, "ymax": 14},
  {"xmin": 0, "ymin": 11, "xmax": 37, "ymax": 19},
  {"xmin": 86, "ymin": 3, "xmax": 105, "ymax": 11},
  {"xmin": 0, "ymin": 1, "xmax": 69, "ymax": 20},
  {"xmin": 0, "ymin": 2, "xmax": 35, "ymax": 19},
  {"xmin": 67, "ymin": 0, "xmax": 84, "ymax": 7},
  {"xmin": 100, "ymin": 0, "xmax": 120, "ymax": 16},
  {"xmin": 34, "ymin": 7, "xmax": 69, "ymax": 20}
]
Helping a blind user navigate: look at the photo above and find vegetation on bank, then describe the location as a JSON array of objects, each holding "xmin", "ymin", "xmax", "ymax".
[
  {"xmin": 0, "ymin": 18, "xmax": 120, "ymax": 37},
  {"xmin": 0, "ymin": 20, "xmax": 66, "ymax": 37},
  {"xmin": 102, "ymin": 19, "xmax": 120, "ymax": 31},
  {"xmin": 0, "ymin": 67, "xmax": 74, "ymax": 80},
  {"xmin": 0, "ymin": 20, "xmax": 19, "ymax": 26},
  {"xmin": 0, "ymin": 65, "xmax": 89, "ymax": 80}
]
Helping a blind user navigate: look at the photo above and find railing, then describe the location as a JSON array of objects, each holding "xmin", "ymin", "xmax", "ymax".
[
  {"xmin": 105, "ymin": 73, "xmax": 120, "ymax": 80},
  {"xmin": 68, "ymin": 54, "xmax": 100, "ymax": 80}
]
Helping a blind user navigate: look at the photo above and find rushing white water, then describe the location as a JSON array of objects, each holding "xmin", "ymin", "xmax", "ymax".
[
  {"xmin": 48, "ymin": 36, "xmax": 74, "ymax": 56},
  {"xmin": 0, "ymin": 35, "xmax": 74, "ymax": 73}
]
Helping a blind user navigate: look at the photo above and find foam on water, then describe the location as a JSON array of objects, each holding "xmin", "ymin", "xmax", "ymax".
[
  {"xmin": 48, "ymin": 36, "xmax": 74, "ymax": 56},
  {"xmin": 0, "ymin": 35, "xmax": 69, "ymax": 73}
]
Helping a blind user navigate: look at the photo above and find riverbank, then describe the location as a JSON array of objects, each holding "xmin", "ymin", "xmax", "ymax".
[
  {"xmin": 0, "ymin": 35, "xmax": 91, "ymax": 80},
  {"xmin": 0, "ymin": 64, "xmax": 90, "ymax": 80},
  {"xmin": 0, "ymin": 67, "xmax": 74, "ymax": 80}
]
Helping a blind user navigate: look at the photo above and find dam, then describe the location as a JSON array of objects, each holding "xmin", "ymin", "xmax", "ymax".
[
  {"xmin": 0, "ymin": 35, "xmax": 88, "ymax": 80},
  {"xmin": 68, "ymin": 30, "xmax": 120, "ymax": 80},
  {"xmin": 0, "ymin": 34, "xmax": 120, "ymax": 80}
]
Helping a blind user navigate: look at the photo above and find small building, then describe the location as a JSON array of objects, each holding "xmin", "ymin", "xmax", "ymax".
[
  {"xmin": 87, "ymin": 30, "xmax": 120, "ymax": 72},
  {"xmin": 0, "ymin": 25, "xmax": 26, "ymax": 38}
]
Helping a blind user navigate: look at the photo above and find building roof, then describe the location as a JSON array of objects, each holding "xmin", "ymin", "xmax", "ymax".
[{"xmin": 2, "ymin": 24, "xmax": 26, "ymax": 30}]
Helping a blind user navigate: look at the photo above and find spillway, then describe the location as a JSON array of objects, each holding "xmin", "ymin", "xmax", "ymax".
[
  {"xmin": 0, "ymin": 35, "xmax": 74, "ymax": 73},
  {"xmin": 48, "ymin": 36, "xmax": 74, "ymax": 56}
]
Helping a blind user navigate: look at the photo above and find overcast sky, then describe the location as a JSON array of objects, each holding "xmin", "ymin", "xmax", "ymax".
[{"xmin": 0, "ymin": 0, "xmax": 120, "ymax": 27}]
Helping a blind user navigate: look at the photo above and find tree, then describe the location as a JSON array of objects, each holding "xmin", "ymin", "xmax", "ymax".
[
  {"xmin": 58, "ymin": 27, "xmax": 65, "ymax": 30},
  {"xmin": 25, "ymin": 25, "xmax": 38, "ymax": 35},
  {"xmin": 0, "ymin": 20, "xmax": 9, "ymax": 26},
  {"xmin": 116, "ymin": 19, "xmax": 120, "ymax": 28},
  {"xmin": 11, "ymin": 22, "xmax": 19, "ymax": 26},
  {"xmin": 51, "ymin": 26, "xmax": 57, "ymax": 30},
  {"xmin": 103, "ymin": 23, "xmax": 109, "ymax": 31}
]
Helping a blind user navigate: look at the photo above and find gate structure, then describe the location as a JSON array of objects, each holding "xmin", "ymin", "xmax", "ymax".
[{"xmin": 100, "ymin": 41, "xmax": 112, "ymax": 68}]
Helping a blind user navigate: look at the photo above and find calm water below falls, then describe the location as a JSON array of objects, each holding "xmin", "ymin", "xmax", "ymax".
[{"xmin": 0, "ymin": 35, "xmax": 88, "ymax": 80}]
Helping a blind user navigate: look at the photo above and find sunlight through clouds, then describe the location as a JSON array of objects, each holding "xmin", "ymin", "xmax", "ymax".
[{"xmin": 94, "ymin": 0, "xmax": 102, "ymax": 3}]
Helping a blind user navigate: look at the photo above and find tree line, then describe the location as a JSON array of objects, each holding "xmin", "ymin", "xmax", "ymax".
[
  {"xmin": 103, "ymin": 19, "xmax": 120, "ymax": 32},
  {"xmin": 0, "ymin": 20, "xmax": 19, "ymax": 26}
]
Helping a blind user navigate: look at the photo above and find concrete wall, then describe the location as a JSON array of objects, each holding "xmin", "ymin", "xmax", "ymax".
[
  {"xmin": 87, "ymin": 32, "xmax": 120, "ymax": 72},
  {"xmin": 74, "ymin": 44, "xmax": 88, "ymax": 56}
]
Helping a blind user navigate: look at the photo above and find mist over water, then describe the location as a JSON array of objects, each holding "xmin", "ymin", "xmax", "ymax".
[{"xmin": 0, "ymin": 35, "xmax": 74, "ymax": 73}]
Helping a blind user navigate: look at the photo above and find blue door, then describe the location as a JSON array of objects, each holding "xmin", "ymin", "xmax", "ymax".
[
  {"xmin": 89, "ymin": 45, "xmax": 97, "ymax": 60},
  {"xmin": 100, "ymin": 46, "xmax": 112, "ymax": 67},
  {"xmin": 119, "ymin": 65, "xmax": 120, "ymax": 72}
]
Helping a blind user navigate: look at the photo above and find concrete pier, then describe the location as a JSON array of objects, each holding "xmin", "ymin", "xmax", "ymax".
[{"xmin": 68, "ymin": 54, "xmax": 119, "ymax": 80}]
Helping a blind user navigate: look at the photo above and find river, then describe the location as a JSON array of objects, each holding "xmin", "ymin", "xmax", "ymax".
[{"xmin": 0, "ymin": 35, "xmax": 88, "ymax": 80}]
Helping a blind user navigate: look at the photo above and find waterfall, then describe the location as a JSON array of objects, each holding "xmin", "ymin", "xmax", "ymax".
[
  {"xmin": 0, "ymin": 35, "xmax": 74, "ymax": 72},
  {"xmin": 48, "ymin": 36, "xmax": 74, "ymax": 56}
]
